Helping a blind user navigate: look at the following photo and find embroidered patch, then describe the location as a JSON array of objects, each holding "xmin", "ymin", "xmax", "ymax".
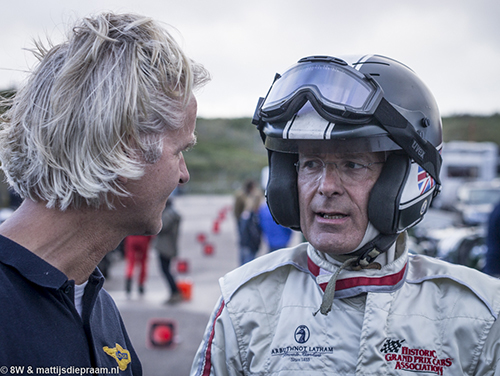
[
  {"xmin": 380, "ymin": 338, "xmax": 453, "ymax": 375},
  {"xmin": 294, "ymin": 325, "xmax": 310, "ymax": 344},
  {"xmin": 103, "ymin": 343, "xmax": 131, "ymax": 371},
  {"xmin": 270, "ymin": 325, "xmax": 333, "ymax": 363}
]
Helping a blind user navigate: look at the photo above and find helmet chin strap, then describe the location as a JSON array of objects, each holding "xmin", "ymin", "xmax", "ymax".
[
  {"xmin": 328, "ymin": 222, "xmax": 397, "ymax": 267},
  {"xmin": 315, "ymin": 223, "xmax": 399, "ymax": 316},
  {"xmin": 351, "ymin": 233, "xmax": 399, "ymax": 269}
]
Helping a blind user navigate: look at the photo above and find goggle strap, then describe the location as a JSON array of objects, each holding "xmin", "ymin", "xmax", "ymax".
[
  {"xmin": 374, "ymin": 98, "xmax": 442, "ymax": 185},
  {"xmin": 252, "ymin": 73, "xmax": 282, "ymax": 127},
  {"xmin": 252, "ymin": 97, "xmax": 265, "ymax": 126}
]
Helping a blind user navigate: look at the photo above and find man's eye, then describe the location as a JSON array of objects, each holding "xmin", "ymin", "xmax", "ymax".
[
  {"xmin": 344, "ymin": 161, "xmax": 365, "ymax": 170},
  {"xmin": 302, "ymin": 159, "xmax": 323, "ymax": 170}
]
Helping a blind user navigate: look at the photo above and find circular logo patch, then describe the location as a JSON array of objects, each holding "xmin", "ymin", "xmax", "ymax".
[
  {"xmin": 420, "ymin": 199, "xmax": 428, "ymax": 215},
  {"xmin": 294, "ymin": 325, "xmax": 310, "ymax": 344}
]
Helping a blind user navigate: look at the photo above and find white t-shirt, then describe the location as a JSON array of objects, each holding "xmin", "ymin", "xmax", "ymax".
[{"xmin": 74, "ymin": 281, "xmax": 88, "ymax": 317}]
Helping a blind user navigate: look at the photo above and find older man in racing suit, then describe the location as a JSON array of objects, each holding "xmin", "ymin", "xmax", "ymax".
[{"xmin": 191, "ymin": 55, "xmax": 500, "ymax": 375}]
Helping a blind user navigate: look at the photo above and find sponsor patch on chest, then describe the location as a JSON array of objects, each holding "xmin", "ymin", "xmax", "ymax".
[
  {"xmin": 270, "ymin": 325, "xmax": 333, "ymax": 363},
  {"xmin": 380, "ymin": 338, "xmax": 453, "ymax": 375}
]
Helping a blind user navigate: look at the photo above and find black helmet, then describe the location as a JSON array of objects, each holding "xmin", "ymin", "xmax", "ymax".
[{"xmin": 252, "ymin": 55, "xmax": 443, "ymax": 263}]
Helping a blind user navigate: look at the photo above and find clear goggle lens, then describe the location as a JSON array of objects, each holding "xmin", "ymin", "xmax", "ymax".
[{"xmin": 261, "ymin": 60, "xmax": 380, "ymax": 120}]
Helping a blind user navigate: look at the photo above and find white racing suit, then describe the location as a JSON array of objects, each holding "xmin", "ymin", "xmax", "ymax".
[{"xmin": 191, "ymin": 233, "xmax": 500, "ymax": 375}]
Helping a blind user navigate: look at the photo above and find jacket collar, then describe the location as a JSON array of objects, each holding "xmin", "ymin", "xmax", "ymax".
[
  {"xmin": 307, "ymin": 233, "xmax": 408, "ymax": 299},
  {"xmin": 0, "ymin": 234, "xmax": 68, "ymax": 289},
  {"xmin": 0, "ymin": 234, "xmax": 103, "ymax": 290}
]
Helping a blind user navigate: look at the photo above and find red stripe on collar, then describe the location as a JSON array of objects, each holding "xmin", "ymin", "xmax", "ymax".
[
  {"xmin": 308, "ymin": 255, "xmax": 407, "ymax": 292},
  {"xmin": 327, "ymin": 264, "xmax": 407, "ymax": 292},
  {"xmin": 308, "ymin": 256, "xmax": 321, "ymax": 276}
]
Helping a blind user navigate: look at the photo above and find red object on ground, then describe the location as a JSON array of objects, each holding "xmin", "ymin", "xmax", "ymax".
[
  {"xmin": 212, "ymin": 221, "xmax": 220, "ymax": 234},
  {"xmin": 218, "ymin": 209, "xmax": 226, "ymax": 221},
  {"xmin": 176, "ymin": 259, "xmax": 189, "ymax": 274},
  {"xmin": 203, "ymin": 243, "xmax": 215, "ymax": 256},
  {"xmin": 196, "ymin": 233, "xmax": 206, "ymax": 243},
  {"xmin": 177, "ymin": 279, "xmax": 193, "ymax": 300},
  {"xmin": 147, "ymin": 319, "xmax": 176, "ymax": 349}
]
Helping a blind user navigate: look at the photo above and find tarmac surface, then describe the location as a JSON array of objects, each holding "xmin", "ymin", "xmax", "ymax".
[{"xmin": 103, "ymin": 194, "xmax": 302, "ymax": 376}]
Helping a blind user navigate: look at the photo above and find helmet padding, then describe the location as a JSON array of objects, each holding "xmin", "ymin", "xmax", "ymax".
[
  {"xmin": 266, "ymin": 150, "xmax": 300, "ymax": 230},
  {"xmin": 368, "ymin": 153, "xmax": 410, "ymax": 234}
]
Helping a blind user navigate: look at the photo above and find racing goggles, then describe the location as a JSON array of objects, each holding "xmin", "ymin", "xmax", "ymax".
[
  {"xmin": 257, "ymin": 56, "xmax": 382, "ymax": 125},
  {"xmin": 252, "ymin": 55, "xmax": 442, "ymax": 184}
]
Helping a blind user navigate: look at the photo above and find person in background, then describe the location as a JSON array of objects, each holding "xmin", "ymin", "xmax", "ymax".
[
  {"xmin": 233, "ymin": 179, "xmax": 258, "ymax": 229},
  {"xmin": 124, "ymin": 235, "xmax": 153, "ymax": 297},
  {"xmin": 191, "ymin": 55, "xmax": 500, "ymax": 375},
  {"xmin": 234, "ymin": 180, "xmax": 263, "ymax": 265},
  {"xmin": 0, "ymin": 12, "xmax": 209, "ymax": 371},
  {"xmin": 258, "ymin": 202, "xmax": 292, "ymax": 252},
  {"xmin": 156, "ymin": 198, "xmax": 183, "ymax": 304},
  {"xmin": 258, "ymin": 166, "xmax": 293, "ymax": 252},
  {"xmin": 483, "ymin": 200, "xmax": 500, "ymax": 276}
]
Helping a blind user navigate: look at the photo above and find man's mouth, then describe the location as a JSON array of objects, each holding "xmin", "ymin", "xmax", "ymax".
[{"xmin": 319, "ymin": 213, "xmax": 347, "ymax": 220}]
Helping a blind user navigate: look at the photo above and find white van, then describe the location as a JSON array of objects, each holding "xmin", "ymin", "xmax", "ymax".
[{"xmin": 434, "ymin": 141, "xmax": 499, "ymax": 210}]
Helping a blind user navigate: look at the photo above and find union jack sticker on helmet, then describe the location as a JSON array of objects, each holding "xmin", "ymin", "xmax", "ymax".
[{"xmin": 417, "ymin": 166, "xmax": 435, "ymax": 195}]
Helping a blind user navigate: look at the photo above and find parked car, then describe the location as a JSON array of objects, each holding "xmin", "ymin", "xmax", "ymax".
[{"xmin": 409, "ymin": 208, "xmax": 487, "ymax": 271}]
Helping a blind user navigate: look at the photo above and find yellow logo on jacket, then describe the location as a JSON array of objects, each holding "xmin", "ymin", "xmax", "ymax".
[{"xmin": 103, "ymin": 343, "xmax": 131, "ymax": 371}]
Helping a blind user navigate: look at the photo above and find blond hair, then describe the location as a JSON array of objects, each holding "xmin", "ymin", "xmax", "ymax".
[{"xmin": 0, "ymin": 12, "xmax": 209, "ymax": 210}]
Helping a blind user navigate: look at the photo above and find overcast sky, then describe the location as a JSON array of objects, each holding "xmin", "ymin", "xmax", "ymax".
[{"xmin": 1, "ymin": 0, "xmax": 499, "ymax": 118}]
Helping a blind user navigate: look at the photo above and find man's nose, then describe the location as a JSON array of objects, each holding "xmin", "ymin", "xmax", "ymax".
[
  {"xmin": 178, "ymin": 153, "xmax": 190, "ymax": 185},
  {"xmin": 318, "ymin": 164, "xmax": 345, "ymax": 197}
]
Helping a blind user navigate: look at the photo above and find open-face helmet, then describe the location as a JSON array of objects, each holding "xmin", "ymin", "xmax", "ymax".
[{"xmin": 252, "ymin": 55, "xmax": 443, "ymax": 263}]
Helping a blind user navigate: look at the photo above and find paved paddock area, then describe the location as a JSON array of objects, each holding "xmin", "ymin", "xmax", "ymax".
[
  {"xmin": 104, "ymin": 194, "xmax": 302, "ymax": 375},
  {"xmin": 104, "ymin": 195, "xmax": 237, "ymax": 376}
]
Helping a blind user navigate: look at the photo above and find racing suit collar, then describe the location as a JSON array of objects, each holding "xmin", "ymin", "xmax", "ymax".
[{"xmin": 307, "ymin": 232, "xmax": 408, "ymax": 300}]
